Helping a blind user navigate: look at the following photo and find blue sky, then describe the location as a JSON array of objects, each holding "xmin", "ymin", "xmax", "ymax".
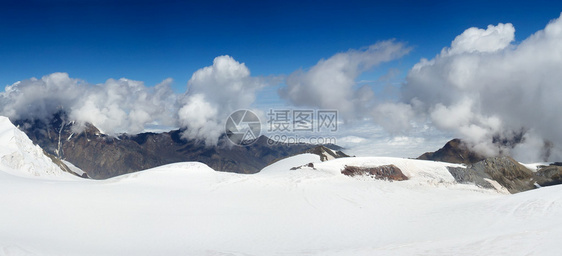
[{"xmin": 2, "ymin": 0, "xmax": 562, "ymax": 93}]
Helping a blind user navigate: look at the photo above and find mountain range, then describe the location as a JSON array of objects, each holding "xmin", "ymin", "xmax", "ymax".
[
  {"xmin": 8, "ymin": 111, "xmax": 562, "ymax": 193},
  {"xmin": 13, "ymin": 112, "xmax": 346, "ymax": 179}
]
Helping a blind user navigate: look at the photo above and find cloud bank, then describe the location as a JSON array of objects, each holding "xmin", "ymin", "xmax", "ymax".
[
  {"xmin": 0, "ymin": 73, "xmax": 178, "ymax": 135},
  {"xmin": 402, "ymin": 13, "xmax": 562, "ymax": 161},
  {"xmin": 279, "ymin": 40, "xmax": 411, "ymax": 119}
]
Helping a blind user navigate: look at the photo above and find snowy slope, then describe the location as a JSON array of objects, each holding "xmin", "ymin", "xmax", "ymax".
[
  {"xmin": 0, "ymin": 116, "xmax": 76, "ymax": 180},
  {"xmin": 2, "ymin": 150, "xmax": 562, "ymax": 255},
  {"xmin": 259, "ymin": 153, "xmax": 321, "ymax": 173}
]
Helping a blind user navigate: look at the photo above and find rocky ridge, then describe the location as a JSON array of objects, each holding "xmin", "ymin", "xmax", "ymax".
[{"xmin": 417, "ymin": 138, "xmax": 485, "ymax": 165}]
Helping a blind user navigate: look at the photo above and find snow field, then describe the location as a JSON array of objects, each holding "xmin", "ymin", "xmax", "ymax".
[{"xmin": 1, "ymin": 118, "xmax": 561, "ymax": 255}]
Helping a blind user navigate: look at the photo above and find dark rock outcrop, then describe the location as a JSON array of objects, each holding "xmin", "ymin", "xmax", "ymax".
[
  {"xmin": 290, "ymin": 162, "xmax": 316, "ymax": 171},
  {"xmin": 418, "ymin": 139, "xmax": 484, "ymax": 165},
  {"xmin": 535, "ymin": 165, "xmax": 562, "ymax": 186},
  {"xmin": 341, "ymin": 164, "xmax": 408, "ymax": 181},
  {"xmin": 469, "ymin": 156, "xmax": 536, "ymax": 193},
  {"xmin": 447, "ymin": 166, "xmax": 496, "ymax": 190},
  {"xmin": 447, "ymin": 156, "xmax": 547, "ymax": 193}
]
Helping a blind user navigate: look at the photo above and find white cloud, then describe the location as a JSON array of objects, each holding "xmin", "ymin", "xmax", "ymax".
[
  {"xmin": 178, "ymin": 94, "xmax": 219, "ymax": 143},
  {"xmin": 178, "ymin": 55, "xmax": 265, "ymax": 145},
  {"xmin": 279, "ymin": 40, "xmax": 411, "ymax": 119},
  {"xmin": 445, "ymin": 23, "xmax": 515, "ymax": 55},
  {"xmin": 70, "ymin": 77, "xmax": 179, "ymax": 135},
  {"xmin": 0, "ymin": 73, "xmax": 83, "ymax": 121},
  {"xmin": 403, "ymin": 13, "xmax": 562, "ymax": 161},
  {"xmin": 0, "ymin": 73, "xmax": 178, "ymax": 136},
  {"xmin": 372, "ymin": 102, "xmax": 415, "ymax": 134}
]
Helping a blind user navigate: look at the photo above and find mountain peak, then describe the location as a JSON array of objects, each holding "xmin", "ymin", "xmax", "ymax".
[
  {"xmin": 0, "ymin": 116, "xmax": 79, "ymax": 179},
  {"xmin": 417, "ymin": 138, "xmax": 485, "ymax": 165}
]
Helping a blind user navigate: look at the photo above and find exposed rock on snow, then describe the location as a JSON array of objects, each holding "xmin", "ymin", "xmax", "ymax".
[
  {"xmin": 472, "ymin": 156, "xmax": 536, "ymax": 193},
  {"xmin": 447, "ymin": 156, "xmax": 546, "ymax": 193},
  {"xmin": 341, "ymin": 164, "xmax": 408, "ymax": 181},
  {"xmin": 447, "ymin": 165, "xmax": 497, "ymax": 190},
  {"xmin": 290, "ymin": 162, "xmax": 316, "ymax": 170}
]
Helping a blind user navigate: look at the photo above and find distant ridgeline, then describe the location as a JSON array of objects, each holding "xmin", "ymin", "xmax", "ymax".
[{"xmin": 12, "ymin": 111, "xmax": 348, "ymax": 179}]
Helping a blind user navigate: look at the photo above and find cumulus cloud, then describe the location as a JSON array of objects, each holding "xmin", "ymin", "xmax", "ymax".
[
  {"xmin": 279, "ymin": 40, "xmax": 411, "ymax": 119},
  {"xmin": 402, "ymin": 13, "xmax": 562, "ymax": 161},
  {"xmin": 178, "ymin": 55, "xmax": 265, "ymax": 145},
  {"xmin": 0, "ymin": 73, "xmax": 83, "ymax": 121},
  {"xmin": 0, "ymin": 72, "xmax": 178, "ymax": 136},
  {"xmin": 445, "ymin": 23, "xmax": 515, "ymax": 55}
]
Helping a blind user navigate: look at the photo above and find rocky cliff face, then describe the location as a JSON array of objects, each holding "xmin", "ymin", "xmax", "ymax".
[
  {"xmin": 13, "ymin": 113, "xmax": 318, "ymax": 179},
  {"xmin": 446, "ymin": 156, "xmax": 562, "ymax": 193}
]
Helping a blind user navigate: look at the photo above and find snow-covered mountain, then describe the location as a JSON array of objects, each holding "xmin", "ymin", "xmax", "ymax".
[
  {"xmin": 2, "ymin": 116, "xmax": 562, "ymax": 255},
  {"xmin": 0, "ymin": 116, "xmax": 78, "ymax": 180}
]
